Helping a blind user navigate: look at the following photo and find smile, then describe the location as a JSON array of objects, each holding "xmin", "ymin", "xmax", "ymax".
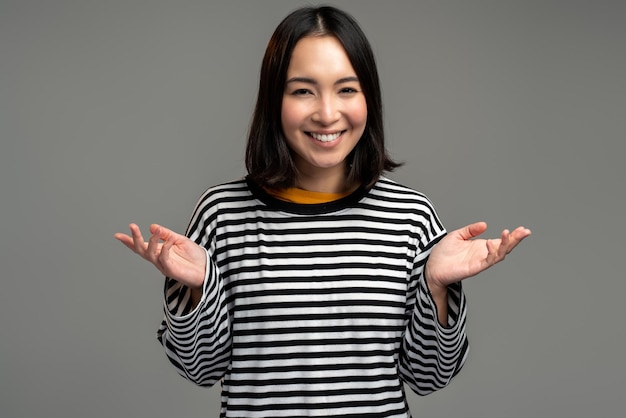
[{"xmin": 308, "ymin": 131, "xmax": 345, "ymax": 142}]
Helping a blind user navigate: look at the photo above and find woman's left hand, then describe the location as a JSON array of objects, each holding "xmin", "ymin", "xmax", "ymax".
[{"xmin": 425, "ymin": 222, "xmax": 531, "ymax": 293}]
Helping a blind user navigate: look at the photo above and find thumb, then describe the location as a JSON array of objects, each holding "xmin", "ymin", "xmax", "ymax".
[
  {"xmin": 150, "ymin": 223, "xmax": 174, "ymax": 240},
  {"xmin": 457, "ymin": 221, "xmax": 488, "ymax": 240}
]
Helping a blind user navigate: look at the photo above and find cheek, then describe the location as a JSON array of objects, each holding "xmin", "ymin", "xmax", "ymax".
[
  {"xmin": 348, "ymin": 99, "xmax": 368, "ymax": 130},
  {"xmin": 281, "ymin": 99, "xmax": 304, "ymax": 132}
]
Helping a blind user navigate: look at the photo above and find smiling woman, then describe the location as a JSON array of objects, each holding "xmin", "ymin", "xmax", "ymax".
[
  {"xmin": 245, "ymin": 5, "xmax": 401, "ymax": 191},
  {"xmin": 281, "ymin": 36, "xmax": 368, "ymax": 193},
  {"xmin": 114, "ymin": 5, "xmax": 531, "ymax": 418}
]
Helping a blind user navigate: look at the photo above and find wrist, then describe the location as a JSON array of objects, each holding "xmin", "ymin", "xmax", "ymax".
[
  {"xmin": 424, "ymin": 266, "xmax": 449, "ymax": 327},
  {"xmin": 424, "ymin": 264, "xmax": 447, "ymax": 296},
  {"xmin": 190, "ymin": 287, "xmax": 202, "ymax": 307},
  {"xmin": 427, "ymin": 281, "xmax": 448, "ymax": 305}
]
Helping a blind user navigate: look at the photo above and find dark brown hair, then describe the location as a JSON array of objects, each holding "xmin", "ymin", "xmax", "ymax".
[{"xmin": 245, "ymin": 6, "xmax": 401, "ymax": 189}]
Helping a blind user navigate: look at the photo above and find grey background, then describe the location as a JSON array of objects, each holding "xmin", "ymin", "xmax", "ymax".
[{"xmin": 2, "ymin": 0, "xmax": 624, "ymax": 417}]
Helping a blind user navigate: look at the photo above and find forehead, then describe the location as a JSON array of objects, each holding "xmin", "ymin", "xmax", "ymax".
[{"xmin": 287, "ymin": 35, "xmax": 356, "ymax": 77}]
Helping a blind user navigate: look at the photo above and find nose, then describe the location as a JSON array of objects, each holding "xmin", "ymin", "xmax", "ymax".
[{"xmin": 312, "ymin": 95, "xmax": 340, "ymax": 125}]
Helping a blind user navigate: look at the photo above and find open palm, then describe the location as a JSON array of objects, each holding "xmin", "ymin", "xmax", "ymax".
[
  {"xmin": 425, "ymin": 222, "xmax": 531, "ymax": 291},
  {"xmin": 114, "ymin": 223, "xmax": 206, "ymax": 289}
]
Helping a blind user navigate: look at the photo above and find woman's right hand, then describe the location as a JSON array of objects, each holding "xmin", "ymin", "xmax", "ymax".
[{"xmin": 114, "ymin": 223, "xmax": 206, "ymax": 290}]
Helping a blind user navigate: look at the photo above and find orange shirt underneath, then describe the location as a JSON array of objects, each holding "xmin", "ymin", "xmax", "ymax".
[{"xmin": 264, "ymin": 187, "xmax": 352, "ymax": 204}]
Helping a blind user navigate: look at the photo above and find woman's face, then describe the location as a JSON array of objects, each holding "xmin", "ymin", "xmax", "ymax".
[{"xmin": 281, "ymin": 35, "xmax": 367, "ymax": 191}]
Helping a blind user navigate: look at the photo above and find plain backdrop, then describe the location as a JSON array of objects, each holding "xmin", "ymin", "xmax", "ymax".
[{"xmin": 2, "ymin": 1, "xmax": 624, "ymax": 417}]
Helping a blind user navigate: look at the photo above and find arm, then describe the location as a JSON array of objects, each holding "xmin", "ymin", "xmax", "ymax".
[
  {"xmin": 398, "ymin": 237, "xmax": 469, "ymax": 395},
  {"xmin": 427, "ymin": 282, "xmax": 449, "ymax": 327},
  {"xmin": 157, "ymin": 248, "xmax": 232, "ymax": 387},
  {"xmin": 399, "ymin": 221, "xmax": 530, "ymax": 395},
  {"xmin": 115, "ymin": 221, "xmax": 232, "ymax": 386}
]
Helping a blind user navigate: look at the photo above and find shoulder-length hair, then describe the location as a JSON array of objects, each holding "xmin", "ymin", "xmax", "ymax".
[{"xmin": 245, "ymin": 6, "xmax": 401, "ymax": 190}]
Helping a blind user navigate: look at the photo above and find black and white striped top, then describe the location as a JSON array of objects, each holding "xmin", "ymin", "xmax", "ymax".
[{"xmin": 157, "ymin": 177, "xmax": 469, "ymax": 418}]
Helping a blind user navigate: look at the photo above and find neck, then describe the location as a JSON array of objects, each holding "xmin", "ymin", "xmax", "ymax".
[{"xmin": 294, "ymin": 170, "xmax": 356, "ymax": 194}]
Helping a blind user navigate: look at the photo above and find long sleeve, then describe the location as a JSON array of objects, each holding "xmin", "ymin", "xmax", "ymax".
[
  {"xmin": 156, "ymin": 249, "xmax": 232, "ymax": 386},
  {"xmin": 398, "ymin": 273, "xmax": 469, "ymax": 395},
  {"xmin": 397, "ymin": 191, "xmax": 470, "ymax": 395},
  {"xmin": 157, "ymin": 248, "xmax": 231, "ymax": 386},
  {"xmin": 156, "ymin": 187, "xmax": 233, "ymax": 387}
]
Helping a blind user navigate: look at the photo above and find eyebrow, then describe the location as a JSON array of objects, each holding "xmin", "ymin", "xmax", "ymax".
[{"xmin": 285, "ymin": 76, "xmax": 359, "ymax": 85}]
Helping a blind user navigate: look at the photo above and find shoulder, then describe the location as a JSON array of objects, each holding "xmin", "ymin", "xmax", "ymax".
[
  {"xmin": 195, "ymin": 178, "xmax": 252, "ymax": 205},
  {"xmin": 368, "ymin": 177, "xmax": 438, "ymax": 210},
  {"xmin": 367, "ymin": 177, "xmax": 446, "ymax": 238},
  {"xmin": 185, "ymin": 178, "xmax": 259, "ymax": 237},
  {"xmin": 188, "ymin": 177, "xmax": 258, "ymax": 218}
]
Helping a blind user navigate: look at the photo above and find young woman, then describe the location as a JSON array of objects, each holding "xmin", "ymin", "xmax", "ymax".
[{"xmin": 115, "ymin": 6, "xmax": 531, "ymax": 417}]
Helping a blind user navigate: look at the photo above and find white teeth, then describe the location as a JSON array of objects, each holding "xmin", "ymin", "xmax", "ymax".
[{"xmin": 310, "ymin": 132, "xmax": 342, "ymax": 142}]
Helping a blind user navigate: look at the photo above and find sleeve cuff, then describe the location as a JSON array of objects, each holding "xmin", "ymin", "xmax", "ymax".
[
  {"xmin": 163, "ymin": 248, "xmax": 211, "ymax": 320},
  {"xmin": 422, "ymin": 277, "xmax": 464, "ymax": 332}
]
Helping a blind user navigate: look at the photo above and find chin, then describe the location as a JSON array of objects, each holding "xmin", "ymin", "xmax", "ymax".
[{"xmin": 311, "ymin": 159, "xmax": 348, "ymax": 170}]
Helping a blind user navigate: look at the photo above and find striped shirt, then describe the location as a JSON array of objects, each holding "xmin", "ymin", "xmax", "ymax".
[{"xmin": 157, "ymin": 177, "xmax": 469, "ymax": 418}]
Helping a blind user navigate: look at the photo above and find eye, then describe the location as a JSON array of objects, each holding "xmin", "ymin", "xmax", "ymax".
[
  {"xmin": 291, "ymin": 88, "xmax": 312, "ymax": 96},
  {"xmin": 339, "ymin": 87, "xmax": 359, "ymax": 94}
]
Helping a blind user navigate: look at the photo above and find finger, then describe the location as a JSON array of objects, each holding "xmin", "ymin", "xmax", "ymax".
[
  {"xmin": 499, "ymin": 229, "xmax": 511, "ymax": 257},
  {"xmin": 117, "ymin": 233, "xmax": 138, "ymax": 248},
  {"xmin": 485, "ymin": 238, "xmax": 501, "ymax": 265},
  {"xmin": 129, "ymin": 223, "xmax": 149, "ymax": 256},
  {"xmin": 146, "ymin": 226, "xmax": 163, "ymax": 262},
  {"xmin": 114, "ymin": 233, "xmax": 136, "ymax": 250},
  {"xmin": 159, "ymin": 237, "xmax": 174, "ymax": 275},
  {"xmin": 152, "ymin": 224, "xmax": 187, "ymax": 248},
  {"xmin": 457, "ymin": 221, "xmax": 488, "ymax": 240},
  {"xmin": 503, "ymin": 227, "xmax": 531, "ymax": 252},
  {"xmin": 150, "ymin": 223, "xmax": 173, "ymax": 240},
  {"xmin": 512, "ymin": 226, "xmax": 532, "ymax": 241},
  {"xmin": 485, "ymin": 230, "xmax": 510, "ymax": 265},
  {"xmin": 491, "ymin": 229, "xmax": 516, "ymax": 260},
  {"xmin": 497, "ymin": 226, "xmax": 532, "ymax": 260}
]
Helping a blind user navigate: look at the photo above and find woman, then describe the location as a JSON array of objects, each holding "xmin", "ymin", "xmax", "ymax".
[{"xmin": 115, "ymin": 6, "xmax": 530, "ymax": 417}]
